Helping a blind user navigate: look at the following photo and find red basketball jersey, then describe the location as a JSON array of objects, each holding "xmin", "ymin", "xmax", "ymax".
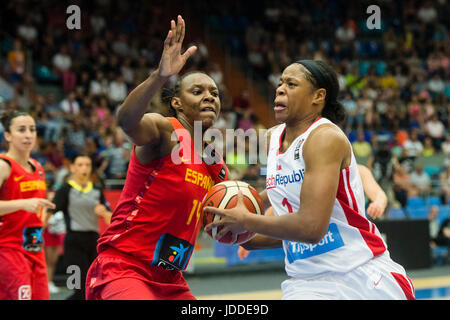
[
  {"xmin": 97, "ymin": 117, "xmax": 228, "ymax": 270},
  {"xmin": 0, "ymin": 154, "xmax": 47, "ymax": 265}
]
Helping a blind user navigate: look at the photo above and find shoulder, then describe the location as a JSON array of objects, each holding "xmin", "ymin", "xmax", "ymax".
[
  {"xmin": 93, "ymin": 183, "xmax": 104, "ymax": 192},
  {"xmin": 141, "ymin": 113, "xmax": 173, "ymax": 132},
  {"xmin": 303, "ymin": 124, "xmax": 350, "ymax": 160},
  {"xmin": 56, "ymin": 182, "xmax": 72, "ymax": 193},
  {"xmin": 0, "ymin": 158, "xmax": 12, "ymax": 184},
  {"xmin": 308, "ymin": 123, "xmax": 348, "ymax": 147}
]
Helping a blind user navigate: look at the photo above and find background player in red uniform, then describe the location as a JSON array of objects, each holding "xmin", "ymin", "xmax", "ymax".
[
  {"xmin": 85, "ymin": 15, "xmax": 228, "ymax": 300},
  {"xmin": 0, "ymin": 111, "xmax": 55, "ymax": 300}
]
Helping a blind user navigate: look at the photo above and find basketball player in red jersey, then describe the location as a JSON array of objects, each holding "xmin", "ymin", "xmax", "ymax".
[
  {"xmin": 0, "ymin": 111, "xmax": 56, "ymax": 300},
  {"xmin": 85, "ymin": 15, "xmax": 228, "ymax": 300}
]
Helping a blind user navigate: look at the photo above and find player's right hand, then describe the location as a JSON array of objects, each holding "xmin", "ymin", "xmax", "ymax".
[
  {"xmin": 22, "ymin": 198, "xmax": 56, "ymax": 213},
  {"xmin": 237, "ymin": 246, "xmax": 250, "ymax": 260},
  {"xmin": 158, "ymin": 15, "xmax": 197, "ymax": 78}
]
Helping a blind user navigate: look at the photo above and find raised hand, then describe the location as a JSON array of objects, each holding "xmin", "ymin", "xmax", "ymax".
[{"xmin": 158, "ymin": 15, "xmax": 198, "ymax": 78}]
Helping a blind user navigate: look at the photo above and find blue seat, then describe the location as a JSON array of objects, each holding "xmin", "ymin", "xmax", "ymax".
[
  {"xmin": 406, "ymin": 197, "xmax": 426, "ymax": 208},
  {"xmin": 432, "ymin": 246, "xmax": 449, "ymax": 266},
  {"xmin": 427, "ymin": 196, "xmax": 442, "ymax": 206},
  {"xmin": 375, "ymin": 61, "xmax": 387, "ymax": 76},
  {"xmin": 407, "ymin": 207, "xmax": 429, "ymax": 219},
  {"xmin": 438, "ymin": 205, "xmax": 450, "ymax": 225},
  {"xmin": 359, "ymin": 61, "xmax": 371, "ymax": 76},
  {"xmin": 424, "ymin": 166, "xmax": 441, "ymax": 179},
  {"xmin": 388, "ymin": 208, "xmax": 406, "ymax": 219}
]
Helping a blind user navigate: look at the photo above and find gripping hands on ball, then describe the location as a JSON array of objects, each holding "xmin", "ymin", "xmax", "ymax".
[{"xmin": 204, "ymin": 190, "xmax": 252, "ymax": 241}]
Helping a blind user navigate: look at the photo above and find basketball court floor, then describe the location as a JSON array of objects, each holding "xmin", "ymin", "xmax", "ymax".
[{"xmin": 51, "ymin": 247, "xmax": 450, "ymax": 300}]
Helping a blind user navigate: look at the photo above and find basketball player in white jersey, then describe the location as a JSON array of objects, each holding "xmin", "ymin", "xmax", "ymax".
[{"xmin": 204, "ymin": 60, "xmax": 415, "ymax": 300}]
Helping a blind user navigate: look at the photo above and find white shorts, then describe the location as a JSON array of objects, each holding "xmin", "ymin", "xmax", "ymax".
[{"xmin": 281, "ymin": 252, "xmax": 415, "ymax": 300}]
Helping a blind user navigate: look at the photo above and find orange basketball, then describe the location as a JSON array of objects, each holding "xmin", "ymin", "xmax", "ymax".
[{"xmin": 201, "ymin": 181, "xmax": 264, "ymax": 245}]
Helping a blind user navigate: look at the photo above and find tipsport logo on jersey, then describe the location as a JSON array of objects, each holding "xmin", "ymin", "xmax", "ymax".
[
  {"xmin": 266, "ymin": 169, "xmax": 305, "ymax": 189},
  {"xmin": 284, "ymin": 223, "xmax": 344, "ymax": 262}
]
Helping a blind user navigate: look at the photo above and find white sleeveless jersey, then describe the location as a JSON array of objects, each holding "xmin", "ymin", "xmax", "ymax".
[{"xmin": 266, "ymin": 117, "xmax": 387, "ymax": 279}]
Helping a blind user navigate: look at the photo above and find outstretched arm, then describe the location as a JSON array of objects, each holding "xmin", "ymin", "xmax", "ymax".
[
  {"xmin": 116, "ymin": 15, "xmax": 197, "ymax": 146},
  {"xmin": 358, "ymin": 164, "xmax": 387, "ymax": 219}
]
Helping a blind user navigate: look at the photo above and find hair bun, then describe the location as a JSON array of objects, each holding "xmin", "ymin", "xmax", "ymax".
[{"xmin": 322, "ymin": 100, "xmax": 347, "ymax": 125}]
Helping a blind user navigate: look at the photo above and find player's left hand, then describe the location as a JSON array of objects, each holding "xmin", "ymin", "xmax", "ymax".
[
  {"xmin": 203, "ymin": 191, "xmax": 251, "ymax": 241},
  {"xmin": 94, "ymin": 202, "xmax": 108, "ymax": 217},
  {"xmin": 158, "ymin": 15, "xmax": 197, "ymax": 78},
  {"xmin": 366, "ymin": 200, "xmax": 385, "ymax": 219}
]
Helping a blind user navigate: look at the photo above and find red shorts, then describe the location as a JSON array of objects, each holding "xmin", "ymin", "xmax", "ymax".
[
  {"xmin": 0, "ymin": 247, "xmax": 49, "ymax": 300},
  {"xmin": 43, "ymin": 229, "xmax": 65, "ymax": 247},
  {"xmin": 85, "ymin": 247, "xmax": 196, "ymax": 300}
]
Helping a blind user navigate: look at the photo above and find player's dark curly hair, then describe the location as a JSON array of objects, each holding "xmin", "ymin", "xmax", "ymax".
[
  {"xmin": 160, "ymin": 71, "xmax": 209, "ymax": 118},
  {"xmin": 295, "ymin": 60, "xmax": 346, "ymax": 125}
]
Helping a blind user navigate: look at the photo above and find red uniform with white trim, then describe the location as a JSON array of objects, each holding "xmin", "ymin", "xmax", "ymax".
[
  {"xmin": 266, "ymin": 118, "xmax": 415, "ymax": 299},
  {"xmin": 0, "ymin": 154, "xmax": 49, "ymax": 300},
  {"xmin": 86, "ymin": 117, "xmax": 228, "ymax": 299}
]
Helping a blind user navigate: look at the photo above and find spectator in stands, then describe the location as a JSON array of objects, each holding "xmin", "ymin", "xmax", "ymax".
[
  {"xmin": 120, "ymin": 57, "xmax": 135, "ymax": 89},
  {"xmin": 341, "ymin": 93, "xmax": 357, "ymax": 132},
  {"xmin": 409, "ymin": 163, "xmax": 432, "ymax": 197},
  {"xmin": 403, "ymin": 129, "xmax": 423, "ymax": 158},
  {"xmin": 428, "ymin": 74, "xmax": 445, "ymax": 99},
  {"xmin": 208, "ymin": 62, "xmax": 225, "ymax": 91},
  {"xmin": 43, "ymin": 93, "xmax": 64, "ymax": 142},
  {"xmin": 352, "ymin": 131, "xmax": 372, "ymax": 158},
  {"xmin": 392, "ymin": 157, "xmax": 411, "ymax": 208},
  {"xmin": 417, "ymin": 1, "xmax": 438, "ymax": 24},
  {"xmin": 233, "ymin": 89, "xmax": 251, "ymax": 115},
  {"xmin": 440, "ymin": 162, "xmax": 450, "ymax": 204},
  {"xmin": 422, "ymin": 136, "xmax": 436, "ymax": 157},
  {"xmin": 98, "ymin": 129, "xmax": 131, "ymax": 180},
  {"xmin": 134, "ymin": 56, "xmax": 150, "ymax": 86},
  {"xmin": 89, "ymin": 71, "xmax": 109, "ymax": 97},
  {"xmin": 59, "ymin": 91, "xmax": 80, "ymax": 118},
  {"xmin": 108, "ymin": 73, "xmax": 128, "ymax": 106},
  {"xmin": 7, "ymin": 39, "xmax": 26, "ymax": 84},
  {"xmin": 335, "ymin": 20, "xmax": 356, "ymax": 44},
  {"xmin": 441, "ymin": 133, "xmax": 450, "ymax": 157},
  {"xmin": 429, "ymin": 205, "xmax": 450, "ymax": 256},
  {"xmin": 65, "ymin": 118, "xmax": 86, "ymax": 157},
  {"xmin": 17, "ymin": 16, "xmax": 38, "ymax": 47},
  {"xmin": 425, "ymin": 113, "xmax": 445, "ymax": 149},
  {"xmin": 367, "ymin": 136, "xmax": 393, "ymax": 185},
  {"xmin": 237, "ymin": 109, "xmax": 254, "ymax": 131},
  {"xmin": 52, "ymin": 45, "xmax": 76, "ymax": 92}
]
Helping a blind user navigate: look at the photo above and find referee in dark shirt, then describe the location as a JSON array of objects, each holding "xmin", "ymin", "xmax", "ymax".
[{"xmin": 50, "ymin": 154, "xmax": 111, "ymax": 300}]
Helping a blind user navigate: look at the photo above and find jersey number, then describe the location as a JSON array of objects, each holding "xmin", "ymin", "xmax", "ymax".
[
  {"xmin": 187, "ymin": 199, "xmax": 202, "ymax": 225},
  {"xmin": 282, "ymin": 197, "xmax": 293, "ymax": 213}
]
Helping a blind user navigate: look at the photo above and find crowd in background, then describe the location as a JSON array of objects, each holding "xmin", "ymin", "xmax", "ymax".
[{"xmin": 0, "ymin": 0, "xmax": 449, "ymax": 210}]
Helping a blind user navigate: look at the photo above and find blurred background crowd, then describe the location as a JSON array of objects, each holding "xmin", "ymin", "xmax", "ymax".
[{"xmin": 0, "ymin": 0, "xmax": 449, "ymax": 216}]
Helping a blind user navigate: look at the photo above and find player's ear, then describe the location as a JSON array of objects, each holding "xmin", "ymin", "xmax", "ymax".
[
  {"xmin": 312, "ymin": 88, "xmax": 326, "ymax": 107},
  {"xmin": 171, "ymin": 97, "xmax": 183, "ymax": 113}
]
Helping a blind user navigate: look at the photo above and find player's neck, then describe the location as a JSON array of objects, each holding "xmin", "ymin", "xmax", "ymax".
[
  {"xmin": 175, "ymin": 115, "xmax": 205, "ymax": 155},
  {"xmin": 284, "ymin": 113, "xmax": 321, "ymax": 144},
  {"xmin": 6, "ymin": 149, "xmax": 31, "ymax": 169}
]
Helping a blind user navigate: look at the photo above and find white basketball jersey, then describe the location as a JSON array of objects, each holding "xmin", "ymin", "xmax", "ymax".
[{"xmin": 266, "ymin": 117, "xmax": 387, "ymax": 279}]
